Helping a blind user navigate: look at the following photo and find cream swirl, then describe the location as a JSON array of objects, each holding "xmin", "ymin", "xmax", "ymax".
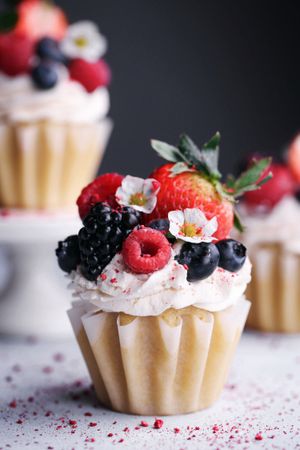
[
  {"xmin": 238, "ymin": 196, "xmax": 300, "ymax": 252},
  {"xmin": 0, "ymin": 71, "xmax": 109, "ymax": 124},
  {"xmin": 70, "ymin": 248, "xmax": 251, "ymax": 316}
]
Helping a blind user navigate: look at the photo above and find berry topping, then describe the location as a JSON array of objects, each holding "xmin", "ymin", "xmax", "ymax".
[
  {"xmin": 77, "ymin": 173, "xmax": 124, "ymax": 220},
  {"xmin": 55, "ymin": 235, "xmax": 80, "ymax": 273},
  {"xmin": 176, "ymin": 242, "xmax": 220, "ymax": 282},
  {"xmin": 122, "ymin": 227, "xmax": 171, "ymax": 274},
  {"xmin": 0, "ymin": 32, "xmax": 33, "ymax": 76},
  {"xmin": 31, "ymin": 62, "xmax": 58, "ymax": 89},
  {"xmin": 36, "ymin": 37, "xmax": 66, "ymax": 64},
  {"xmin": 15, "ymin": 0, "xmax": 67, "ymax": 41},
  {"xmin": 288, "ymin": 134, "xmax": 300, "ymax": 183},
  {"xmin": 149, "ymin": 133, "xmax": 272, "ymax": 237},
  {"xmin": 78, "ymin": 203, "xmax": 141, "ymax": 281},
  {"xmin": 216, "ymin": 239, "xmax": 246, "ymax": 272},
  {"xmin": 148, "ymin": 218, "xmax": 170, "ymax": 233},
  {"xmin": 69, "ymin": 58, "xmax": 111, "ymax": 93},
  {"xmin": 244, "ymin": 163, "xmax": 295, "ymax": 209}
]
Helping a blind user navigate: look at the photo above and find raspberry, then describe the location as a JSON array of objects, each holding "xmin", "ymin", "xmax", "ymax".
[
  {"xmin": 122, "ymin": 228, "xmax": 171, "ymax": 274},
  {"xmin": 244, "ymin": 163, "xmax": 295, "ymax": 209},
  {"xmin": 69, "ymin": 58, "xmax": 111, "ymax": 93},
  {"xmin": 78, "ymin": 203, "xmax": 141, "ymax": 281},
  {"xmin": 288, "ymin": 134, "xmax": 300, "ymax": 183},
  {"xmin": 77, "ymin": 173, "xmax": 124, "ymax": 220},
  {"xmin": 0, "ymin": 32, "xmax": 34, "ymax": 76}
]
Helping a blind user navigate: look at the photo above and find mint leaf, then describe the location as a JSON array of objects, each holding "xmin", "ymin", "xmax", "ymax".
[
  {"xmin": 151, "ymin": 139, "xmax": 182, "ymax": 163},
  {"xmin": 0, "ymin": 10, "xmax": 18, "ymax": 32},
  {"xmin": 169, "ymin": 162, "xmax": 195, "ymax": 177}
]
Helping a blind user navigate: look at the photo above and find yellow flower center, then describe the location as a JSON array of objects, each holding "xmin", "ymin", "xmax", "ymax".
[
  {"xmin": 129, "ymin": 192, "xmax": 147, "ymax": 206},
  {"xmin": 180, "ymin": 223, "xmax": 202, "ymax": 238},
  {"xmin": 74, "ymin": 36, "xmax": 88, "ymax": 48}
]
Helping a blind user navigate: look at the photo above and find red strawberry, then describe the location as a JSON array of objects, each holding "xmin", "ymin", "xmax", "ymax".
[
  {"xmin": 77, "ymin": 173, "xmax": 124, "ymax": 220},
  {"xmin": 15, "ymin": 0, "xmax": 67, "ymax": 41},
  {"xmin": 288, "ymin": 134, "xmax": 300, "ymax": 183},
  {"xmin": 244, "ymin": 163, "xmax": 295, "ymax": 209},
  {"xmin": 149, "ymin": 133, "xmax": 272, "ymax": 237},
  {"xmin": 147, "ymin": 164, "xmax": 234, "ymax": 240},
  {"xmin": 0, "ymin": 32, "xmax": 34, "ymax": 76},
  {"xmin": 69, "ymin": 59, "xmax": 111, "ymax": 93},
  {"xmin": 122, "ymin": 227, "xmax": 171, "ymax": 274}
]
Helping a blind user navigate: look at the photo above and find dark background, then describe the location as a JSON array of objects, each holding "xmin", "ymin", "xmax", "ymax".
[{"xmin": 60, "ymin": 0, "xmax": 300, "ymax": 177}]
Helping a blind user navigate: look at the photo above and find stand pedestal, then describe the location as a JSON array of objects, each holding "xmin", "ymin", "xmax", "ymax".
[{"xmin": 0, "ymin": 210, "xmax": 81, "ymax": 338}]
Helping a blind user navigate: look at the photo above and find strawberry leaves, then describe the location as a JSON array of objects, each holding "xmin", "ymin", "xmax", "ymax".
[{"xmin": 151, "ymin": 132, "xmax": 273, "ymax": 232}]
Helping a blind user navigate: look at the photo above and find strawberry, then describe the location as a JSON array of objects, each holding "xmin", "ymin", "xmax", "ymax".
[
  {"xmin": 244, "ymin": 163, "xmax": 295, "ymax": 209},
  {"xmin": 148, "ymin": 164, "xmax": 234, "ymax": 240},
  {"xmin": 15, "ymin": 0, "xmax": 67, "ymax": 41},
  {"xmin": 288, "ymin": 134, "xmax": 300, "ymax": 183},
  {"xmin": 69, "ymin": 58, "xmax": 111, "ymax": 93},
  {"xmin": 148, "ymin": 133, "xmax": 272, "ymax": 239},
  {"xmin": 77, "ymin": 173, "xmax": 124, "ymax": 220},
  {"xmin": 0, "ymin": 32, "xmax": 34, "ymax": 76}
]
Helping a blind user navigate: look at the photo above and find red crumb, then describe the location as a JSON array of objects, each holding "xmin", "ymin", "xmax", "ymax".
[
  {"xmin": 123, "ymin": 427, "xmax": 129, "ymax": 432},
  {"xmin": 119, "ymin": 438, "xmax": 124, "ymax": 443},
  {"xmin": 100, "ymin": 273, "xmax": 107, "ymax": 281},
  {"xmin": 42, "ymin": 366, "xmax": 53, "ymax": 374},
  {"xmin": 174, "ymin": 427, "xmax": 180, "ymax": 433},
  {"xmin": 89, "ymin": 422, "xmax": 97, "ymax": 427},
  {"xmin": 153, "ymin": 419, "xmax": 164, "ymax": 429},
  {"xmin": 107, "ymin": 433, "xmax": 113, "ymax": 437},
  {"xmin": 134, "ymin": 426, "xmax": 140, "ymax": 430},
  {"xmin": 53, "ymin": 353, "xmax": 64, "ymax": 362},
  {"xmin": 9, "ymin": 400, "xmax": 17, "ymax": 408},
  {"xmin": 84, "ymin": 412, "xmax": 92, "ymax": 416},
  {"xmin": 255, "ymin": 433, "xmax": 263, "ymax": 441},
  {"xmin": 140, "ymin": 421, "xmax": 149, "ymax": 427},
  {"xmin": 110, "ymin": 277, "xmax": 117, "ymax": 283},
  {"xmin": 85, "ymin": 438, "xmax": 95, "ymax": 443},
  {"xmin": 16, "ymin": 419, "xmax": 23, "ymax": 424},
  {"xmin": 212, "ymin": 425, "xmax": 219, "ymax": 433},
  {"xmin": 183, "ymin": 264, "xmax": 189, "ymax": 270},
  {"xmin": 69, "ymin": 420, "xmax": 77, "ymax": 426}
]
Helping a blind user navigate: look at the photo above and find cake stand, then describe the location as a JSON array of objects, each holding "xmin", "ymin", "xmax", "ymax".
[{"xmin": 0, "ymin": 209, "xmax": 81, "ymax": 338}]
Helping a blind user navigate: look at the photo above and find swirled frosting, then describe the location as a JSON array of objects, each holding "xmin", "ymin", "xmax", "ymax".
[
  {"xmin": 0, "ymin": 71, "xmax": 109, "ymax": 124},
  {"xmin": 238, "ymin": 196, "xmax": 300, "ymax": 252},
  {"xmin": 70, "ymin": 245, "xmax": 251, "ymax": 316}
]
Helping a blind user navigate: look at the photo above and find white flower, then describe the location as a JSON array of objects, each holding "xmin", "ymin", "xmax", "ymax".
[
  {"xmin": 115, "ymin": 175, "xmax": 160, "ymax": 214},
  {"xmin": 60, "ymin": 21, "xmax": 107, "ymax": 62},
  {"xmin": 168, "ymin": 208, "xmax": 218, "ymax": 243}
]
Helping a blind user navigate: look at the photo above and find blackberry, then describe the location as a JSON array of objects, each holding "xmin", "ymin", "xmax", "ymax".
[
  {"xmin": 78, "ymin": 202, "xmax": 141, "ymax": 281},
  {"xmin": 56, "ymin": 235, "xmax": 81, "ymax": 273}
]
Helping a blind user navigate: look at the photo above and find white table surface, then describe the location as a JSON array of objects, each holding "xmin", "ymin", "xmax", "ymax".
[{"xmin": 0, "ymin": 331, "xmax": 300, "ymax": 450}]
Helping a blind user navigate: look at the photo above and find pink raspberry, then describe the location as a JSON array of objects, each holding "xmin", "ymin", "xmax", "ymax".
[{"xmin": 122, "ymin": 228, "xmax": 171, "ymax": 274}]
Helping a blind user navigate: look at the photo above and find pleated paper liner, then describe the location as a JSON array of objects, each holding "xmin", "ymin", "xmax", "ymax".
[
  {"xmin": 0, "ymin": 118, "xmax": 112, "ymax": 209},
  {"xmin": 68, "ymin": 298, "xmax": 250, "ymax": 415},
  {"xmin": 246, "ymin": 242, "xmax": 300, "ymax": 333}
]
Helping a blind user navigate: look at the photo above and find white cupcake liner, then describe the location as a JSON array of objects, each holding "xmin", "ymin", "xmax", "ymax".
[{"xmin": 68, "ymin": 298, "xmax": 250, "ymax": 415}]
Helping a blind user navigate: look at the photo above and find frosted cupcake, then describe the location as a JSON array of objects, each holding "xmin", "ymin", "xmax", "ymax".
[
  {"xmin": 0, "ymin": 0, "xmax": 111, "ymax": 209},
  {"xmin": 238, "ymin": 138, "xmax": 300, "ymax": 333},
  {"xmin": 57, "ymin": 132, "xmax": 269, "ymax": 415}
]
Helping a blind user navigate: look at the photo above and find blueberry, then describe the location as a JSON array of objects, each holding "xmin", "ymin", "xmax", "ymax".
[
  {"xmin": 216, "ymin": 239, "xmax": 246, "ymax": 272},
  {"xmin": 36, "ymin": 37, "xmax": 67, "ymax": 64},
  {"xmin": 176, "ymin": 242, "xmax": 220, "ymax": 282},
  {"xmin": 56, "ymin": 235, "xmax": 80, "ymax": 273},
  {"xmin": 31, "ymin": 63, "xmax": 58, "ymax": 90}
]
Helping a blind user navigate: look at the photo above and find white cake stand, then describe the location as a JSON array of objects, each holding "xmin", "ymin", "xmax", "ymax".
[{"xmin": 0, "ymin": 209, "xmax": 81, "ymax": 338}]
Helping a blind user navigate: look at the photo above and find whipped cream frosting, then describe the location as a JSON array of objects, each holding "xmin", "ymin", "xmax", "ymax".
[
  {"xmin": 238, "ymin": 196, "xmax": 300, "ymax": 252},
  {"xmin": 70, "ymin": 245, "xmax": 251, "ymax": 316},
  {"xmin": 0, "ymin": 71, "xmax": 109, "ymax": 124}
]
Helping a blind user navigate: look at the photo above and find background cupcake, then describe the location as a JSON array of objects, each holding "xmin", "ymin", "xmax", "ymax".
[
  {"xmin": 0, "ymin": 0, "xmax": 112, "ymax": 209},
  {"xmin": 238, "ymin": 137, "xmax": 300, "ymax": 332},
  {"xmin": 57, "ymin": 132, "xmax": 269, "ymax": 414}
]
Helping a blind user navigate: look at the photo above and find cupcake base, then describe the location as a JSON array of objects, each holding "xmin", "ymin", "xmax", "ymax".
[
  {"xmin": 0, "ymin": 118, "xmax": 112, "ymax": 209},
  {"xmin": 68, "ymin": 298, "xmax": 250, "ymax": 415},
  {"xmin": 247, "ymin": 242, "xmax": 300, "ymax": 333}
]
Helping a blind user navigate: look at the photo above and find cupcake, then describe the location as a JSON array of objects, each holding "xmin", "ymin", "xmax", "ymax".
[
  {"xmin": 57, "ymin": 132, "xmax": 268, "ymax": 415},
  {"xmin": 0, "ymin": 0, "xmax": 112, "ymax": 209},
  {"xmin": 237, "ymin": 137, "xmax": 300, "ymax": 333}
]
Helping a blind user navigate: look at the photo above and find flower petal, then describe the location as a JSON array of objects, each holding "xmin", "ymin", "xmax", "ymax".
[
  {"xmin": 183, "ymin": 208, "xmax": 207, "ymax": 227},
  {"xmin": 143, "ymin": 178, "xmax": 160, "ymax": 197},
  {"xmin": 202, "ymin": 216, "xmax": 218, "ymax": 241}
]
